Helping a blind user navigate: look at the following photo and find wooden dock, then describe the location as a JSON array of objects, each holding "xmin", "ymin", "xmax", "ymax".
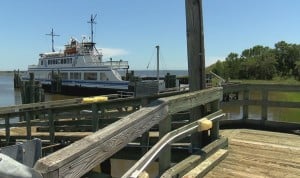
[
  {"xmin": 205, "ymin": 129, "xmax": 300, "ymax": 178},
  {"xmin": 1, "ymin": 84, "xmax": 300, "ymax": 177}
]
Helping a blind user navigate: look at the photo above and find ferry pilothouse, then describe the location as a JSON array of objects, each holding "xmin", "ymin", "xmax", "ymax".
[{"xmin": 22, "ymin": 15, "xmax": 130, "ymax": 96}]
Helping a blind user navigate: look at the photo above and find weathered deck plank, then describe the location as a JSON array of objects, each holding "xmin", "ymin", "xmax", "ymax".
[
  {"xmin": 0, "ymin": 127, "xmax": 92, "ymax": 141},
  {"xmin": 204, "ymin": 129, "xmax": 300, "ymax": 178}
]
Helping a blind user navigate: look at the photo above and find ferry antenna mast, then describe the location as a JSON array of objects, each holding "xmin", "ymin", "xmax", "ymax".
[
  {"xmin": 88, "ymin": 14, "xmax": 97, "ymax": 44},
  {"xmin": 46, "ymin": 28, "xmax": 60, "ymax": 52}
]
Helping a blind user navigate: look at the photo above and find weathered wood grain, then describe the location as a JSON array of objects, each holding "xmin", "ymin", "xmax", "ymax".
[
  {"xmin": 182, "ymin": 149, "xmax": 228, "ymax": 178},
  {"xmin": 161, "ymin": 137, "xmax": 228, "ymax": 178},
  {"xmin": 34, "ymin": 100, "xmax": 169, "ymax": 178},
  {"xmin": 166, "ymin": 87, "xmax": 222, "ymax": 114},
  {"xmin": 205, "ymin": 129, "xmax": 300, "ymax": 178},
  {"xmin": 33, "ymin": 88, "xmax": 222, "ymax": 178},
  {"xmin": 123, "ymin": 111, "xmax": 224, "ymax": 177}
]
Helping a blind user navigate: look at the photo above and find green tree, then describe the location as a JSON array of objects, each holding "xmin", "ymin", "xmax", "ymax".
[
  {"xmin": 212, "ymin": 60, "xmax": 224, "ymax": 77},
  {"xmin": 274, "ymin": 41, "xmax": 300, "ymax": 77},
  {"xmin": 224, "ymin": 53, "xmax": 240, "ymax": 79}
]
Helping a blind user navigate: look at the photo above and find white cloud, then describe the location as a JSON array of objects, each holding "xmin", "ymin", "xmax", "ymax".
[{"xmin": 98, "ymin": 48, "xmax": 129, "ymax": 58}]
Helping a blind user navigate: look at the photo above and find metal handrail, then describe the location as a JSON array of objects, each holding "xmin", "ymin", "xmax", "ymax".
[{"xmin": 122, "ymin": 111, "xmax": 225, "ymax": 178}]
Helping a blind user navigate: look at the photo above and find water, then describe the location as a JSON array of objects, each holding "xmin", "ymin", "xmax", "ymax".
[
  {"xmin": 0, "ymin": 75, "xmax": 20, "ymax": 107},
  {"xmin": 222, "ymin": 91, "xmax": 300, "ymax": 123},
  {"xmin": 0, "ymin": 74, "xmax": 77, "ymax": 124},
  {"xmin": 0, "ymin": 70, "xmax": 188, "ymax": 105}
]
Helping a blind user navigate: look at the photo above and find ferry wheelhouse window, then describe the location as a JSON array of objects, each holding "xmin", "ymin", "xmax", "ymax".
[
  {"xmin": 70, "ymin": 72, "xmax": 81, "ymax": 80},
  {"xmin": 84, "ymin": 72, "xmax": 97, "ymax": 80}
]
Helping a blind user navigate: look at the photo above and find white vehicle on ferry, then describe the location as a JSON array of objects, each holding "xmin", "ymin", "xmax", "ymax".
[{"xmin": 22, "ymin": 15, "xmax": 130, "ymax": 95}]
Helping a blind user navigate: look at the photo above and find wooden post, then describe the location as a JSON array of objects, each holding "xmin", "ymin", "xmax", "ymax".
[
  {"xmin": 29, "ymin": 73, "xmax": 35, "ymax": 104},
  {"xmin": 186, "ymin": 0, "xmax": 206, "ymax": 90},
  {"xmin": 25, "ymin": 111, "xmax": 32, "ymax": 140},
  {"xmin": 91, "ymin": 104, "xmax": 110, "ymax": 175},
  {"xmin": 99, "ymin": 108, "xmax": 105, "ymax": 129},
  {"xmin": 261, "ymin": 88, "xmax": 268, "ymax": 122},
  {"xmin": 48, "ymin": 109, "xmax": 55, "ymax": 147},
  {"xmin": 159, "ymin": 115, "xmax": 171, "ymax": 175},
  {"xmin": 5, "ymin": 115, "xmax": 10, "ymax": 145},
  {"xmin": 92, "ymin": 104, "xmax": 99, "ymax": 132},
  {"xmin": 243, "ymin": 89, "xmax": 249, "ymax": 120},
  {"xmin": 210, "ymin": 101, "xmax": 220, "ymax": 140},
  {"xmin": 156, "ymin": 45, "xmax": 160, "ymax": 92},
  {"xmin": 185, "ymin": 0, "xmax": 206, "ymax": 149},
  {"xmin": 141, "ymin": 98, "xmax": 150, "ymax": 155}
]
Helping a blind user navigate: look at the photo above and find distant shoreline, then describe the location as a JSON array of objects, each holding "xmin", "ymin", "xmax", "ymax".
[{"xmin": 0, "ymin": 71, "xmax": 26, "ymax": 76}]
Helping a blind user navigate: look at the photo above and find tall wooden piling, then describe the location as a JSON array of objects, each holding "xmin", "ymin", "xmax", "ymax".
[
  {"xmin": 51, "ymin": 70, "xmax": 62, "ymax": 93},
  {"xmin": 13, "ymin": 69, "xmax": 22, "ymax": 88},
  {"xmin": 20, "ymin": 73, "xmax": 45, "ymax": 104},
  {"xmin": 185, "ymin": 0, "xmax": 206, "ymax": 148}
]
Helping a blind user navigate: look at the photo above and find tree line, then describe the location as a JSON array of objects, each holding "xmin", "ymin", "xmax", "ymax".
[{"xmin": 211, "ymin": 41, "xmax": 300, "ymax": 80}]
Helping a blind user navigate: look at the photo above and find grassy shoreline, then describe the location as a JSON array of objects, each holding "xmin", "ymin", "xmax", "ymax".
[{"xmin": 231, "ymin": 77, "xmax": 300, "ymax": 85}]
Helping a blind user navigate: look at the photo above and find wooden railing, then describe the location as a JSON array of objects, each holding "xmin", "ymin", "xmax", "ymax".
[
  {"xmin": 32, "ymin": 87, "xmax": 223, "ymax": 177},
  {"xmin": 0, "ymin": 90, "xmax": 192, "ymax": 144},
  {"xmin": 221, "ymin": 83, "xmax": 300, "ymax": 132},
  {"xmin": 123, "ymin": 111, "xmax": 225, "ymax": 177}
]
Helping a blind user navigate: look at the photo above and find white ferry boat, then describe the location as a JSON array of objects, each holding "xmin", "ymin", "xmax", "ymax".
[{"xmin": 22, "ymin": 15, "xmax": 130, "ymax": 95}]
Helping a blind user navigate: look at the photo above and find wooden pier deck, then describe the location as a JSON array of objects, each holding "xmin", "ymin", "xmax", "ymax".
[
  {"xmin": 205, "ymin": 129, "xmax": 300, "ymax": 178},
  {"xmin": 1, "ymin": 85, "xmax": 300, "ymax": 177}
]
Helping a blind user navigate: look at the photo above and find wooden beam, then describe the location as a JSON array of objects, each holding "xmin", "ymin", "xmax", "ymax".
[
  {"xmin": 182, "ymin": 149, "xmax": 228, "ymax": 178},
  {"xmin": 161, "ymin": 137, "xmax": 228, "ymax": 177},
  {"xmin": 34, "ymin": 88, "xmax": 222, "ymax": 178},
  {"xmin": 91, "ymin": 104, "xmax": 99, "ymax": 132},
  {"xmin": 34, "ymin": 100, "xmax": 169, "ymax": 178},
  {"xmin": 242, "ymin": 89, "xmax": 249, "ymax": 120},
  {"xmin": 185, "ymin": 0, "xmax": 206, "ymax": 90},
  {"xmin": 48, "ymin": 109, "xmax": 55, "ymax": 146},
  {"xmin": 166, "ymin": 87, "xmax": 222, "ymax": 115},
  {"xmin": 261, "ymin": 88, "xmax": 268, "ymax": 121},
  {"xmin": 25, "ymin": 112, "xmax": 32, "ymax": 140},
  {"xmin": 185, "ymin": 0, "xmax": 206, "ymax": 149},
  {"xmin": 222, "ymin": 99, "xmax": 300, "ymax": 108},
  {"xmin": 159, "ymin": 115, "xmax": 172, "ymax": 175},
  {"xmin": 5, "ymin": 115, "xmax": 10, "ymax": 145},
  {"xmin": 122, "ymin": 111, "xmax": 224, "ymax": 178}
]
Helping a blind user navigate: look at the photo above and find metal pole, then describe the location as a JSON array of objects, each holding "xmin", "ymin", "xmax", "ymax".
[{"xmin": 156, "ymin": 45, "xmax": 160, "ymax": 92}]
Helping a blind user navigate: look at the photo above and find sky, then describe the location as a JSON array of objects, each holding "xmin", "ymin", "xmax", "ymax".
[{"xmin": 1, "ymin": 0, "xmax": 300, "ymax": 71}]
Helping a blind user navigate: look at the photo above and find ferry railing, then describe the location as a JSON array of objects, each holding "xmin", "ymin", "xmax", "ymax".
[
  {"xmin": 86, "ymin": 60, "xmax": 129, "ymax": 69},
  {"xmin": 33, "ymin": 87, "xmax": 223, "ymax": 178},
  {"xmin": 101, "ymin": 60, "xmax": 129, "ymax": 68},
  {"xmin": 221, "ymin": 83, "xmax": 300, "ymax": 132}
]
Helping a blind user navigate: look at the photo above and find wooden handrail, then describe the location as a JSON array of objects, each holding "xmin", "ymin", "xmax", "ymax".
[
  {"xmin": 0, "ymin": 94, "xmax": 119, "ymax": 117},
  {"xmin": 221, "ymin": 83, "xmax": 300, "ymax": 133},
  {"xmin": 34, "ymin": 87, "xmax": 222, "ymax": 178}
]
